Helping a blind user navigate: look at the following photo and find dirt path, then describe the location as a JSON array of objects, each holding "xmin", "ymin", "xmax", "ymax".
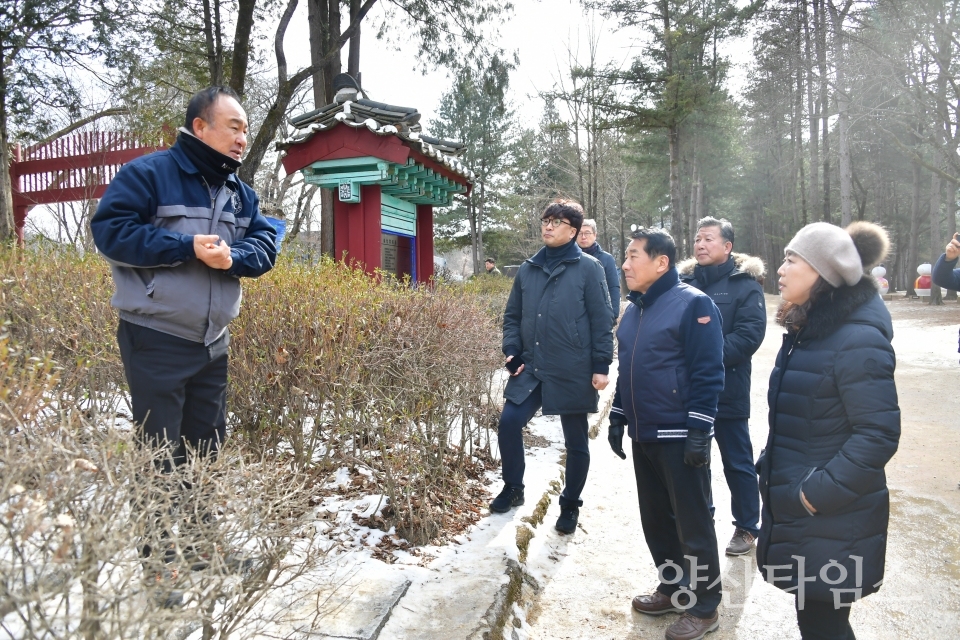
[{"xmin": 522, "ymin": 295, "xmax": 960, "ymax": 640}]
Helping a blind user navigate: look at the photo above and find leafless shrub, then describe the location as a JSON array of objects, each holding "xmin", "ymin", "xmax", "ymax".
[{"xmin": 0, "ymin": 334, "xmax": 328, "ymax": 639}]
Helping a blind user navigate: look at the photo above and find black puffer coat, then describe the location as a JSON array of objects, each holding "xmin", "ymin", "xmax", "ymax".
[
  {"xmin": 502, "ymin": 243, "xmax": 614, "ymax": 415},
  {"xmin": 757, "ymin": 278, "xmax": 900, "ymax": 603},
  {"xmin": 679, "ymin": 253, "xmax": 767, "ymax": 419}
]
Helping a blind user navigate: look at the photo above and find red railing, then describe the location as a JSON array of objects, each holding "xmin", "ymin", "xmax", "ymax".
[{"xmin": 10, "ymin": 130, "xmax": 167, "ymax": 242}]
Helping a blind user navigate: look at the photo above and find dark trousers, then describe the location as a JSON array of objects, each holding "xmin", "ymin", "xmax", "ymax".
[
  {"xmin": 632, "ymin": 439, "xmax": 722, "ymax": 617},
  {"xmin": 498, "ymin": 383, "xmax": 591, "ymax": 507},
  {"xmin": 118, "ymin": 320, "xmax": 229, "ymax": 469},
  {"xmin": 796, "ymin": 598, "xmax": 856, "ymax": 640},
  {"xmin": 713, "ymin": 417, "xmax": 761, "ymax": 537}
]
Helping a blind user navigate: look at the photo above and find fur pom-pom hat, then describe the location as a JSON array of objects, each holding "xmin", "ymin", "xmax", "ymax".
[{"xmin": 785, "ymin": 221, "xmax": 890, "ymax": 287}]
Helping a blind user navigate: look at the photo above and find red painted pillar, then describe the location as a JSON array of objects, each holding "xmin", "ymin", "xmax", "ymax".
[
  {"xmin": 361, "ymin": 185, "xmax": 382, "ymax": 275},
  {"xmin": 416, "ymin": 204, "xmax": 434, "ymax": 283},
  {"xmin": 335, "ymin": 184, "xmax": 382, "ymax": 274}
]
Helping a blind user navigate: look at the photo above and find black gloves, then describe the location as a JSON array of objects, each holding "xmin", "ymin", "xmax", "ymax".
[
  {"xmin": 608, "ymin": 415, "xmax": 627, "ymax": 459},
  {"xmin": 683, "ymin": 429, "xmax": 712, "ymax": 467}
]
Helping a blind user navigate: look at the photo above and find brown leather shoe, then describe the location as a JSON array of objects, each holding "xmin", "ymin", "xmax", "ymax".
[
  {"xmin": 665, "ymin": 610, "xmax": 720, "ymax": 640},
  {"xmin": 631, "ymin": 591, "xmax": 689, "ymax": 616}
]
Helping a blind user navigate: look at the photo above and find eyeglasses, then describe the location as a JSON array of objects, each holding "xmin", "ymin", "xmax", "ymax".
[
  {"xmin": 580, "ymin": 229, "xmax": 596, "ymax": 236},
  {"xmin": 540, "ymin": 218, "xmax": 572, "ymax": 229}
]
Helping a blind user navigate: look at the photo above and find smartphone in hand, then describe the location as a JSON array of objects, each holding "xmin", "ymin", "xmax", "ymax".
[{"xmin": 506, "ymin": 355, "xmax": 525, "ymax": 375}]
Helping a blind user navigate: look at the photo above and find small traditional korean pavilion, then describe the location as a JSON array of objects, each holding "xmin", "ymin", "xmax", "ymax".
[{"xmin": 278, "ymin": 74, "xmax": 473, "ymax": 283}]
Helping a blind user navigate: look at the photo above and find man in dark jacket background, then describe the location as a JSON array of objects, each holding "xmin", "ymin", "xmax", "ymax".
[
  {"xmin": 932, "ymin": 233, "xmax": 960, "ymax": 360},
  {"xmin": 679, "ymin": 217, "xmax": 766, "ymax": 556},
  {"xmin": 608, "ymin": 227, "xmax": 725, "ymax": 640},
  {"xmin": 577, "ymin": 218, "xmax": 621, "ymax": 321},
  {"xmin": 490, "ymin": 199, "xmax": 614, "ymax": 536},
  {"xmin": 91, "ymin": 86, "xmax": 276, "ymax": 597}
]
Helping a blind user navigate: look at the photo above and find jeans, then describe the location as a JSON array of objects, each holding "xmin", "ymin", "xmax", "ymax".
[
  {"xmin": 497, "ymin": 383, "xmax": 591, "ymax": 507},
  {"xmin": 796, "ymin": 598, "xmax": 856, "ymax": 640},
  {"xmin": 632, "ymin": 439, "xmax": 722, "ymax": 617},
  {"xmin": 713, "ymin": 417, "xmax": 761, "ymax": 537}
]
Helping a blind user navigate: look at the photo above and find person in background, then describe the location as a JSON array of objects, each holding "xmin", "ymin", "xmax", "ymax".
[
  {"xmin": 932, "ymin": 232, "xmax": 960, "ymax": 361},
  {"xmin": 490, "ymin": 199, "xmax": 614, "ymax": 535},
  {"xmin": 577, "ymin": 218, "xmax": 621, "ymax": 322},
  {"xmin": 759, "ymin": 221, "xmax": 900, "ymax": 640},
  {"xmin": 484, "ymin": 257, "xmax": 502, "ymax": 276},
  {"xmin": 679, "ymin": 216, "xmax": 766, "ymax": 556},
  {"xmin": 608, "ymin": 227, "xmax": 725, "ymax": 640}
]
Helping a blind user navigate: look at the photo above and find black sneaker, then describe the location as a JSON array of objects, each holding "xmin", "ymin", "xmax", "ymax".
[
  {"xmin": 555, "ymin": 505, "xmax": 579, "ymax": 534},
  {"xmin": 489, "ymin": 485, "xmax": 524, "ymax": 513}
]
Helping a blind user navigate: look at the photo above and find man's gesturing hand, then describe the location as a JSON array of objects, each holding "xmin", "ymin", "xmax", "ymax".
[
  {"xmin": 194, "ymin": 235, "xmax": 233, "ymax": 270},
  {"xmin": 946, "ymin": 233, "xmax": 960, "ymax": 261},
  {"xmin": 683, "ymin": 429, "xmax": 712, "ymax": 467}
]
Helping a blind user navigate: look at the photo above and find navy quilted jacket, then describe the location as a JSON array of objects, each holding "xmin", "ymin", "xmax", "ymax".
[{"xmin": 757, "ymin": 278, "xmax": 900, "ymax": 603}]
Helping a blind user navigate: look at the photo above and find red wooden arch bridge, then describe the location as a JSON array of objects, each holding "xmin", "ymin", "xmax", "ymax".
[{"xmin": 10, "ymin": 131, "xmax": 167, "ymax": 242}]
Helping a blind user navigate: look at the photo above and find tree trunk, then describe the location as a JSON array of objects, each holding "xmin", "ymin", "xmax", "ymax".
[
  {"xmin": 929, "ymin": 167, "xmax": 943, "ymax": 305},
  {"xmin": 803, "ymin": 0, "xmax": 820, "ymax": 223},
  {"xmin": 946, "ymin": 182, "xmax": 957, "ymax": 300},
  {"xmin": 817, "ymin": 0, "xmax": 831, "ymax": 224},
  {"xmin": 230, "ymin": 0, "xmax": 257, "ymax": 96},
  {"xmin": 201, "ymin": 0, "xmax": 223, "ymax": 85},
  {"xmin": 348, "ymin": 0, "xmax": 361, "ymax": 79},
  {"xmin": 829, "ymin": 1, "xmax": 853, "ymax": 227},
  {"xmin": 0, "ymin": 55, "xmax": 15, "ymax": 243},
  {"xmin": 906, "ymin": 161, "xmax": 922, "ymax": 297},
  {"xmin": 669, "ymin": 125, "xmax": 683, "ymax": 242}
]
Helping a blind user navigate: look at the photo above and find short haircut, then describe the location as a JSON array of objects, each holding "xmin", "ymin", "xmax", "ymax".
[
  {"xmin": 485, "ymin": 257, "xmax": 495, "ymax": 265},
  {"xmin": 697, "ymin": 216, "xmax": 735, "ymax": 246},
  {"xmin": 541, "ymin": 199, "xmax": 584, "ymax": 233},
  {"xmin": 185, "ymin": 86, "xmax": 242, "ymax": 132},
  {"xmin": 630, "ymin": 227, "xmax": 676, "ymax": 268},
  {"xmin": 581, "ymin": 218, "xmax": 598, "ymax": 234}
]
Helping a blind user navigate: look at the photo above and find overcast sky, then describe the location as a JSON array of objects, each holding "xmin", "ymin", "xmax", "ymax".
[{"xmin": 284, "ymin": 1, "xmax": 754, "ymax": 132}]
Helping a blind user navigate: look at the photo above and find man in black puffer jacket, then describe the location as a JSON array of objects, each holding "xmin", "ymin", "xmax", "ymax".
[
  {"xmin": 679, "ymin": 217, "xmax": 766, "ymax": 556},
  {"xmin": 932, "ymin": 233, "xmax": 960, "ymax": 360},
  {"xmin": 489, "ymin": 199, "xmax": 614, "ymax": 536}
]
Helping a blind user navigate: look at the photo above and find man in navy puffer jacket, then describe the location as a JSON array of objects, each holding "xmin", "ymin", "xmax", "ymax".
[
  {"xmin": 608, "ymin": 227, "xmax": 725, "ymax": 640},
  {"xmin": 91, "ymin": 87, "xmax": 276, "ymax": 583}
]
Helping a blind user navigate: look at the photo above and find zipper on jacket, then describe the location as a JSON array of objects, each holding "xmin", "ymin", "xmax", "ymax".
[{"xmin": 628, "ymin": 306, "xmax": 644, "ymax": 424}]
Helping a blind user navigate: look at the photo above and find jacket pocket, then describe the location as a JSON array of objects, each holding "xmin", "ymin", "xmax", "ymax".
[
  {"xmin": 154, "ymin": 205, "xmax": 214, "ymax": 236},
  {"xmin": 769, "ymin": 467, "xmax": 817, "ymax": 523}
]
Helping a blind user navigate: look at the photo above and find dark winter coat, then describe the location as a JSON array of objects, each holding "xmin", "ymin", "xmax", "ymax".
[
  {"xmin": 582, "ymin": 241, "xmax": 621, "ymax": 321},
  {"xmin": 502, "ymin": 241, "xmax": 614, "ymax": 415},
  {"xmin": 91, "ymin": 139, "xmax": 277, "ymax": 345},
  {"xmin": 757, "ymin": 278, "xmax": 900, "ymax": 603},
  {"xmin": 679, "ymin": 253, "xmax": 767, "ymax": 419},
  {"xmin": 610, "ymin": 268, "xmax": 725, "ymax": 441},
  {"xmin": 932, "ymin": 253, "xmax": 960, "ymax": 357}
]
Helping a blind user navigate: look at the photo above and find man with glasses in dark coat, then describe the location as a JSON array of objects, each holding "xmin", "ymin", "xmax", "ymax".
[{"xmin": 489, "ymin": 199, "xmax": 614, "ymax": 535}]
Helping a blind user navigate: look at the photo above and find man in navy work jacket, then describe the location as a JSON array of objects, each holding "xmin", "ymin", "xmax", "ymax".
[
  {"xmin": 679, "ymin": 217, "xmax": 766, "ymax": 557},
  {"xmin": 577, "ymin": 217, "xmax": 621, "ymax": 322},
  {"xmin": 91, "ymin": 87, "xmax": 276, "ymax": 586},
  {"xmin": 608, "ymin": 227, "xmax": 725, "ymax": 640},
  {"xmin": 490, "ymin": 199, "xmax": 614, "ymax": 536}
]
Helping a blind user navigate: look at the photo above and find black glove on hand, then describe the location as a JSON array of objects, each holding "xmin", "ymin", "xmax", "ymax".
[
  {"xmin": 608, "ymin": 415, "xmax": 627, "ymax": 460},
  {"xmin": 683, "ymin": 429, "xmax": 712, "ymax": 467}
]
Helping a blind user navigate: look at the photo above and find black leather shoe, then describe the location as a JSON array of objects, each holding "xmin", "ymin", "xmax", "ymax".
[
  {"xmin": 554, "ymin": 505, "xmax": 579, "ymax": 534},
  {"xmin": 489, "ymin": 485, "xmax": 524, "ymax": 513}
]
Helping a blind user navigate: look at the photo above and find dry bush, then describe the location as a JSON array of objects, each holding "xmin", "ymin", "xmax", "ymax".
[
  {"xmin": 231, "ymin": 259, "xmax": 503, "ymax": 543},
  {"xmin": 1, "ymin": 248, "xmax": 504, "ymax": 546},
  {"xmin": 0, "ymin": 333, "xmax": 327, "ymax": 640}
]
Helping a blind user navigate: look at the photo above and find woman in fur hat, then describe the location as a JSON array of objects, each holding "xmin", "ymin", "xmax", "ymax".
[{"xmin": 757, "ymin": 222, "xmax": 901, "ymax": 640}]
